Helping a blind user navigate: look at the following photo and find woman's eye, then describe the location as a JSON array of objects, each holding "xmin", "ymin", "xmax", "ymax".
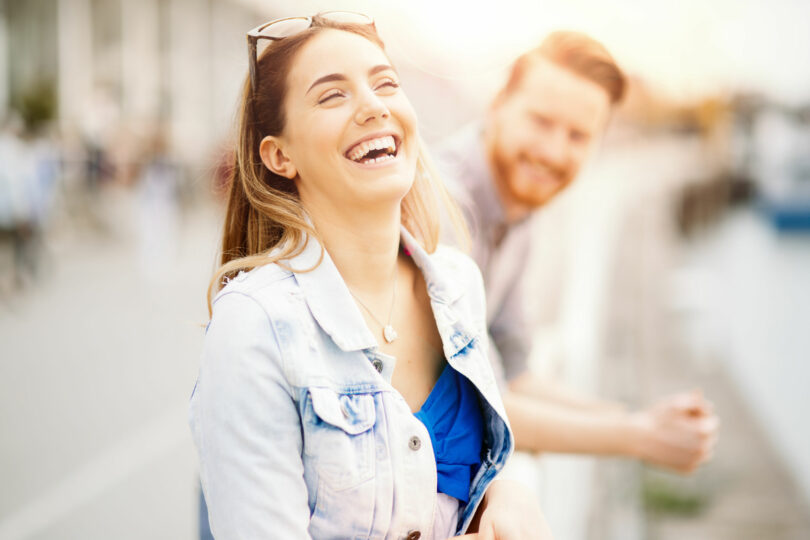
[
  {"xmin": 375, "ymin": 79, "xmax": 400, "ymax": 91},
  {"xmin": 318, "ymin": 91, "xmax": 344, "ymax": 104}
]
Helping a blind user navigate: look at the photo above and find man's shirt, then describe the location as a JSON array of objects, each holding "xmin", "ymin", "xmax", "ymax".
[{"xmin": 437, "ymin": 124, "xmax": 534, "ymax": 383}]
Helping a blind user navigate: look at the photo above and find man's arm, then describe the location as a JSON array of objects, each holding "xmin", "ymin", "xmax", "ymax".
[
  {"xmin": 509, "ymin": 370, "xmax": 626, "ymax": 415},
  {"xmin": 504, "ymin": 372, "xmax": 718, "ymax": 473}
]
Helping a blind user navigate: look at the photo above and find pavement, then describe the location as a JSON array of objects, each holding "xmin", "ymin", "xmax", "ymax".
[{"xmin": 0, "ymin": 185, "xmax": 218, "ymax": 540}]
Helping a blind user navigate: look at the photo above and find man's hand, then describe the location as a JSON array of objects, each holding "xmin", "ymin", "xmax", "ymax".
[
  {"xmin": 628, "ymin": 391, "xmax": 719, "ymax": 473},
  {"xmin": 452, "ymin": 479, "xmax": 553, "ymax": 540}
]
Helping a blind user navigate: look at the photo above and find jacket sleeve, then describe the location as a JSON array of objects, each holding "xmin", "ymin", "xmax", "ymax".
[{"xmin": 189, "ymin": 291, "xmax": 312, "ymax": 539}]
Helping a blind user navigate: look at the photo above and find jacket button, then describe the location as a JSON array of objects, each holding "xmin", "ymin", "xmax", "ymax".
[
  {"xmin": 408, "ymin": 436, "xmax": 421, "ymax": 451},
  {"xmin": 405, "ymin": 530, "xmax": 421, "ymax": 540},
  {"xmin": 372, "ymin": 359, "xmax": 384, "ymax": 373}
]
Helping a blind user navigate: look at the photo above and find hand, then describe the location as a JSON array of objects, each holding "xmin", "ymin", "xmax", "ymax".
[
  {"xmin": 452, "ymin": 479, "xmax": 553, "ymax": 540},
  {"xmin": 628, "ymin": 390, "xmax": 719, "ymax": 473}
]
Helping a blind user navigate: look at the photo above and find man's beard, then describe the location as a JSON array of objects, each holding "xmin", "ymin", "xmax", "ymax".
[{"xmin": 490, "ymin": 145, "xmax": 574, "ymax": 210}]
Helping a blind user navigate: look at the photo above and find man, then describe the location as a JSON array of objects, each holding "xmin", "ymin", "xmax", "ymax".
[{"xmin": 438, "ymin": 31, "xmax": 718, "ymax": 472}]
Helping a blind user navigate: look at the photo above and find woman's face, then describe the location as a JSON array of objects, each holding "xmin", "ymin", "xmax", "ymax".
[{"xmin": 267, "ymin": 29, "xmax": 418, "ymax": 215}]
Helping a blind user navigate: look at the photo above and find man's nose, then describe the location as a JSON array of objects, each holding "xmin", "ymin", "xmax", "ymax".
[
  {"xmin": 536, "ymin": 127, "xmax": 569, "ymax": 166},
  {"xmin": 354, "ymin": 89, "xmax": 389, "ymax": 125}
]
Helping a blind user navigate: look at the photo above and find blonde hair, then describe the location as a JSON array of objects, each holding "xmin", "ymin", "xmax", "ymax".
[{"xmin": 207, "ymin": 16, "xmax": 468, "ymax": 315}]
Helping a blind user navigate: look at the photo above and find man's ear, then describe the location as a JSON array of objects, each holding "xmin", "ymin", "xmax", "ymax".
[{"xmin": 259, "ymin": 136, "xmax": 298, "ymax": 179}]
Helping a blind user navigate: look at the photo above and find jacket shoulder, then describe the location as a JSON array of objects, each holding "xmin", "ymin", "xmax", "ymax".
[
  {"xmin": 211, "ymin": 262, "xmax": 303, "ymax": 324},
  {"xmin": 430, "ymin": 244, "xmax": 487, "ymax": 319},
  {"xmin": 206, "ymin": 262, "xmax": 305, "ymax": 376},
  {"xmin": 432, "ymin": 244, "xmax": 484, "ymax": 285},
  {"xmin": 213, "ymin": 261, "xmax": 294, "ymax": 301}
]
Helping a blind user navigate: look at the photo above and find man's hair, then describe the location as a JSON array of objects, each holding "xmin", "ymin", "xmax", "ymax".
[{"xmin": 502, "ymin": 31, "xmax": 626, "ymax": 105}]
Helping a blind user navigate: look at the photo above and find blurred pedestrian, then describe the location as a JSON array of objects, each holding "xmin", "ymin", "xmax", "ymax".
[
  {"xmin": 0, "ymin": 117, "xmax": 59, "ymax": 292},
  {"xmin": 438, "ymin": 31, "xmax": 719, "ymax": 473},
  {"xmin": 137, "ymin": 128, "xmax": 180, "ymax": 279}
]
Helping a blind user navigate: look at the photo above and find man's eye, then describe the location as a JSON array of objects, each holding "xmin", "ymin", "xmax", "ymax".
[{"xmin": 318, "ymin": 91, "xmax": 344, "ymax": 104}]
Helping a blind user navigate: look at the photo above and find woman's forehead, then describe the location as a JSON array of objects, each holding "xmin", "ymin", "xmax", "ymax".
[{"xmin": 287, "ymin": 29, "xmax": 389, "ymax": 90}]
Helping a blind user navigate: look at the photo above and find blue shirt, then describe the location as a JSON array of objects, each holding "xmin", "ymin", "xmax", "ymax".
[{"xmin": 415, "ymin": 364, "xmax": 484, "ymax": 503}]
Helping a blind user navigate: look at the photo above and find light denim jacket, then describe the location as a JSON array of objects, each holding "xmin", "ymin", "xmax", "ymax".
[{"xmin": 189, "ymin": 227, "xmax": 514, "ymax": 539}]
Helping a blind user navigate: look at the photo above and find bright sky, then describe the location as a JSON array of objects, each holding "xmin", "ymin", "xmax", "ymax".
[{"xmin": 253, "ymin": 0, "xmax": 810, "ymax": 106}]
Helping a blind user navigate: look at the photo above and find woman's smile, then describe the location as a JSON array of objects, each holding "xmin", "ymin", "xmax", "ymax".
[{"xmin": 344, "ymin": 132, "xmax": 401, "ymax": 167}]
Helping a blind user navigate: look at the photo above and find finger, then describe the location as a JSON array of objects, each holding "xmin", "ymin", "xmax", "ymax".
[
  {"xmin": 694, "ymin": 415, "xmax": 720, "ymax": 437},
  {"xmin": 643, "ymin": 435, "xmax": 707, "ymax": 471},
  {"xmin": 683, "ymin": 391, "xmax": 711, "ymax": 416},
  {"xmin": 658, "ymin": 393, "xmax": 705, "ymax": 417},
  {"xmin": 476, "ymin": 521, "xmax": 496, "ymax": 540},
  {"xmin": 667, "ymin": 414, "xmax": 718, "ymax": 441},
  {"xmin": 702, "ymin": 432, "xmax": 719, "ymax": 454},
  {"xmin": 491, "ymin": 520, "xmax": 522, "ymax": 540},
  {"xmin": 668, "ymin": 389, "xmax": 714, "ymax": 416}
]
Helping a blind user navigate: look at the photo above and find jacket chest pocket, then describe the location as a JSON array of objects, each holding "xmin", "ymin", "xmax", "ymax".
[{"xmin": 303, "ymin": 387, "xmax": 377, "ymax": 492}]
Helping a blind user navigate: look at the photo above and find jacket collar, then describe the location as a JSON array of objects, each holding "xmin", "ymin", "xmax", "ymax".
[
  {"xmin": 399, "ymin": 226, "xmax": 464, "ymax": 306},
  {"xmin": 284, "ymin": 226, "xmax": 475, "ymax": 356}
]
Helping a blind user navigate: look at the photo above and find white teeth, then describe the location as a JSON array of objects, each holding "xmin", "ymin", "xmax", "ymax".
[
  {"xmin": 368, "ymin": 154, "xmax": 394, "ymax": 164},
  {"xmin": 347, "ymin": 135, "xmax": 397, "ymax": 162}
]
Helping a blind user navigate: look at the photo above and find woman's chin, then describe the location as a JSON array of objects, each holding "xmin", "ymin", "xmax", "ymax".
[
  {"xmin": 364, "ymin": 175, "xmax": 414, "ymax": 204},
  {"xmin": 341, "ymin": 160, "xmax": 416, "ymax": 200}
]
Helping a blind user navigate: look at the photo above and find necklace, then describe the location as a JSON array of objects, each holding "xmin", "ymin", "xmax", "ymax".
[{"xmin": 349, "ymin": 269, "xmax": 398, "ymax": 344}]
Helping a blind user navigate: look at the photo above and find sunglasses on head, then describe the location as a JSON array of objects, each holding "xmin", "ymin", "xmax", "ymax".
[{"xmin": 246, "ymin": 11, "xmax": 375, "ymax": 94}]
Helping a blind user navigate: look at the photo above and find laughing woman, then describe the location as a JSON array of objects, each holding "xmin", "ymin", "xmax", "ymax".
[{"xmin": 189, "ymin": 12, "xmax": 551, "ymax": 540}]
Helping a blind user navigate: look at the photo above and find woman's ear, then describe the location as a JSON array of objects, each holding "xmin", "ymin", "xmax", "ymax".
[{"xmin": 259, "ymin": 136, "xmax": 298, "ymax": 179}]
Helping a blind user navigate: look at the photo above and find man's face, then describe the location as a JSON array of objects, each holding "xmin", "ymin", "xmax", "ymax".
[{"xmin": 487, "ymin": 57, "xmax": 611, "ymax": 212}]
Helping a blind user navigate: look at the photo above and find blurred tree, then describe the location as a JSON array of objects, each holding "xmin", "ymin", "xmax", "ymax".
[{"xmin": 15, "ymin": 79, "xmax": 56, "ymax": 134}]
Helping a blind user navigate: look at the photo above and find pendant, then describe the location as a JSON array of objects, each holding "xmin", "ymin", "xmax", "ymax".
[{"xmin": 383, "ymin": 325, "xmax": 398, "ymax": 343}]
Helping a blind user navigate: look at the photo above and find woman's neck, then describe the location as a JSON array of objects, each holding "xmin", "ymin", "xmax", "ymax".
[{"xmin": 306, "ymin": 202, "xmax": 403, "ymax": 296}]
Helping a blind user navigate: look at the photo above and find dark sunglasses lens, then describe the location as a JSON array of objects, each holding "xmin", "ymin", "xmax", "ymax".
[
  {"xmin": 260, "ymin": 17, "xmax": 311, "ymax": 38},
  {"xmin": 320, "ymin": 11, "xmax": 373, "ymax": 25}
]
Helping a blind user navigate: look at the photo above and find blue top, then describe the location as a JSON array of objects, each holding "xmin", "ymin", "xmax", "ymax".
[{"xmin": 414, "ymin": 363, "xmax": 485, "ymax": 503}]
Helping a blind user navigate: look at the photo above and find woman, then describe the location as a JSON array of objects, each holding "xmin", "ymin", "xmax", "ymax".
[{"xmin": 189, "ymin": 12, "xmax": 551, "ymax": 539}]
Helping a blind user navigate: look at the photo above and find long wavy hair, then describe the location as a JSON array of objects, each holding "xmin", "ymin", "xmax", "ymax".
[{"xmin": 207, "ymin": 14, "xmax": 468, "ymax": 315}]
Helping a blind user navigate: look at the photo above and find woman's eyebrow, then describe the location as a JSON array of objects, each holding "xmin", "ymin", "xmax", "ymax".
[
  {"xmin": 368, "ymin": 64, "xmax": 394, "ymax": 76},
  {"xmin": 307, "ymin": 73, "xmax": 347, "ymax": 95},
  {"xmin": 306, "ymin": 65, "xmax": 395, "ymax": 95}
]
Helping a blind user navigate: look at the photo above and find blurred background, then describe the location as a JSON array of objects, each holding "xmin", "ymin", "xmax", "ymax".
[{"xmin": 1, "ymin": 0, "xmax": 809, "ymax": 538}]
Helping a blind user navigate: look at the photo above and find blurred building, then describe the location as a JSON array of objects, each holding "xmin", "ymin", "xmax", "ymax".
[{"xmin": 0, "ymin": 0, "xmax": 272, "ymax": 166}]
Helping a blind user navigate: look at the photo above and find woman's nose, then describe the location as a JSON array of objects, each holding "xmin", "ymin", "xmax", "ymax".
[{"xmin": 354, "ymin": 90, "xmax": 390, "ymax": 125}]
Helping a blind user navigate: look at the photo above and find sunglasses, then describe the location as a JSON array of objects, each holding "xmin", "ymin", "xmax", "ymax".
[{"xmin": 246, "ymin": 11, "xmax": 376, "ymax": 94}]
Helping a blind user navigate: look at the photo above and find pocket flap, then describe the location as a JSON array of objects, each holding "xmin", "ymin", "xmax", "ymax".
[{"xmin": 309, "ymin": 388, "xmax": 376, "ymax": 435}]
